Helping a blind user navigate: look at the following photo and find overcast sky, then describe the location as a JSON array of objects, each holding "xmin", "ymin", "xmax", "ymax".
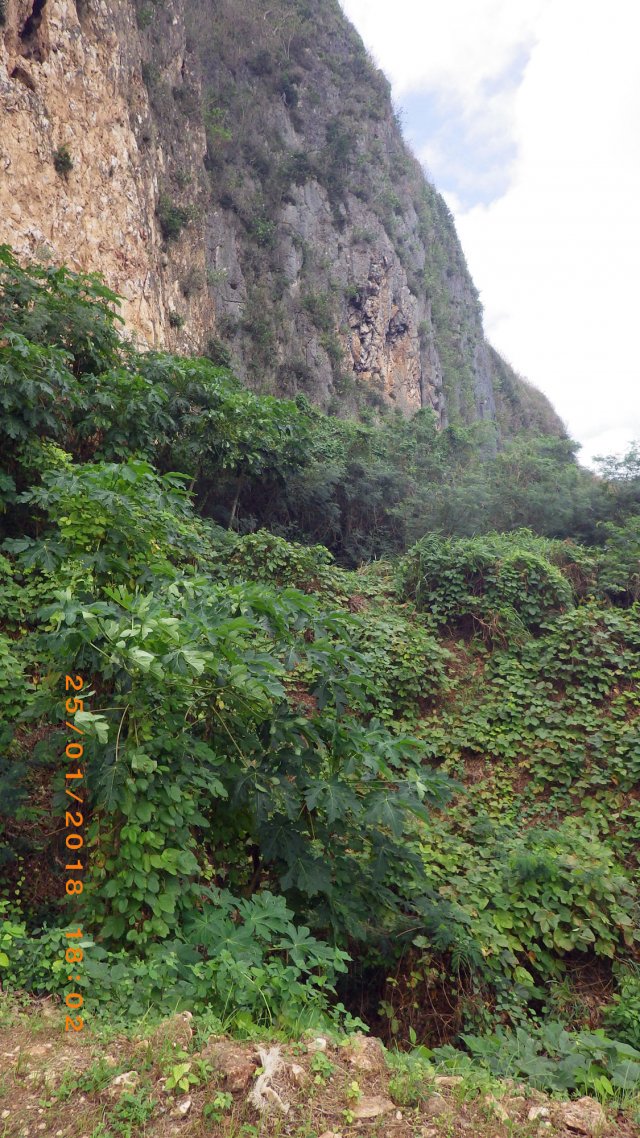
[{"xmin": 340, "ymin": 0, "xmax": 640, "ymax": 467}]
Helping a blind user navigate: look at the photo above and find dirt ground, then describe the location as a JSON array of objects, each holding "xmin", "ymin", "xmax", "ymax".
[{"xmin": 0, "ymin": 994, "xmax": 638, "ymax": 1138}]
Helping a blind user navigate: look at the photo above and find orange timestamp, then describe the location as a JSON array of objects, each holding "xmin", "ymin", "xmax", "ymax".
[{"xmin": 63, "ymin": 673, "xmax": 89, "ymax": 1032}]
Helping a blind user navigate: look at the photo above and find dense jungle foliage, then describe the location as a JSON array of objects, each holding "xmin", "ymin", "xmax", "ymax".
[{"xmin": 1, "ymin": 248, "xmax": 640, "ymax": 1100}]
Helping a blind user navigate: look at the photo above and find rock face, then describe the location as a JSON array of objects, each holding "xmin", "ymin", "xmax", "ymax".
[
  {"xmin": 0, "ymin": 0, "xmax": 564, "ymax": 437},
  {"xmin": 0, "ymin": 0, "xmax": 212, "ymax": 345},
  {"xmin": 2, "ymin": 0, "xmax": 163, "ymax": 342}
]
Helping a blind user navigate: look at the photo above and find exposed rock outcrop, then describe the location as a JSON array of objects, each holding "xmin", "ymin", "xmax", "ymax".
[{"xmin": 1, "ymin": 0, "xmax": 565, "ymax": 438}]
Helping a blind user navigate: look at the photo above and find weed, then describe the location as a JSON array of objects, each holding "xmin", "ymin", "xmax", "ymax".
[
  {"xmin": 310, "ymin": 1051, "xmax": 335, "ymax": 1085},
  {"xmin": 203, "ymin": 1089, "xmax": 234, "ymax": 1123}
]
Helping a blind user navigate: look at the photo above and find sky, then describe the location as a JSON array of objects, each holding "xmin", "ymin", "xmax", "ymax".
[{"xmin": 339, "ymin": 0, "xmax": 640, "ymax": 468}]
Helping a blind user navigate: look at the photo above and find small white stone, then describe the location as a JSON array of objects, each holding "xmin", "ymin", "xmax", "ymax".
[
  {"xmin": 110, "ymin": 1071, "xmax": 139, "ymax": 1090},
  {"xmin": 485, "ymin": 1093, "xmax": 510, "ymax": 1123},
  {"xmin": 289, "ymin": 1062, "xmax": 307, "ymax": 1085},
  {"xmin": 176, "ymin": 1096, "xmax": 191, "ymax": 1116},
  {"xmin": 307, "ymin": 1036, "xmax": 328, "ymax": 1052},
  {"xmin": 396, "ymin": 1109, "xmax": 403, "ymax": 1119},
  {"xmin": 528, "ymin": 1105, "xmax": 551, "ymax": 1121}
]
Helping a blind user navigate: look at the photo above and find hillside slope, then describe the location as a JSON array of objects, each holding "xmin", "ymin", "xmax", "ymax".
[
  {"xmin": 1, "ymin": 250, "xmax": 640, "ymax": 1131},
  {"xmin": 0, "ymin": 0, "xmax": 563, "ymax": 435}
]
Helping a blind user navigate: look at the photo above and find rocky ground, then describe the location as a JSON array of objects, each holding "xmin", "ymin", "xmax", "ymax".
[{"xmin": 0, "ymin": 995, "xmax": 637, "ymax": 1138}]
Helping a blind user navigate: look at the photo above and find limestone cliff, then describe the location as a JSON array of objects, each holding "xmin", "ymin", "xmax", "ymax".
[{"xmin": 0, "ymin": 0, "xmax": 564, "ymax": 437}]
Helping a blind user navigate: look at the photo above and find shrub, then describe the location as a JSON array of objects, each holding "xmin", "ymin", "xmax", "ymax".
[
  {"xmin": 180, "ymin": 266, "xmax": 206, "ymax": 298},
  {"xmin": 248, "ymin": 49, "xmax": 274, "ymax": 77},
  {"xmin": 303, "ymin": 291, "xmax": 334, "ymax": 333},
  {"xmin": 604, "ymin": 970, "xmax": 640, "ymax": 1048},
  {"xmin": 140, "ymin": 62, "xmax": 159, "ymax": 88},
  {"xmin": 53, "ymin": 145, "xmax": 73, "ymax": 177},
  {"xmin": 417, "ymin": 816, "xmax": 640, "ymax": 1026},
  {"xmin": 279, "ymin": 72, "xmax": 300, "ymax": 109},
  {"xmin": 250, "ymin": 216, "xmax": 276, "ymax": 248},
  {"xmin": 280, "ymin": 151, "xmax": 315, "ymax": 186},
  {"xmin": 352, "ymin": 227, "xmax": 375, "ymax": 246},
  {"xmin": 597, "ymin": 515, "xmax": 640, "ymax": 603},
  {"xmin": 204, "ymin": 336, "xmax": 232, "ymax": 368},
  {"xmin": 399, "ymin": 531, "xmax": 573, "ymax": 639},
  {"xmin": 203, "ymin": 100, "xmax": 233, "ymax": 146},
  {"xmin": 135, "ymin": 2, "xmax": 153, "ymax": 29},
  {"xmin": 0, "ymin": 895, "xmax": 352, "ymax": 1031},
  {"xmin": 157, "ymin": 195, "xmax": 194, "ymax": 242},
  {"xmin": 320, "ymin": 332, "xmax": 344, "ymax": 369},
  {"xmin": 228, "ymin": 530, "xmax": 335, "ymax": 590}
]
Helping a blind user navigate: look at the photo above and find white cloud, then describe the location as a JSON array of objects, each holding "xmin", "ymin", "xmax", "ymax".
[
  {"xmin": 340, "ymin": 0, "xmax": 640, "ymax": 466},
  {"xmin": 340, "ymin": 0, "xmax": 548, "ymax": 102}
]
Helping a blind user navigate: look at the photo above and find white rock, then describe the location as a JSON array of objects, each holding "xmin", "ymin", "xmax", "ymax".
[
  {"xmin": 485, "ymin": 1093, "xmax": 510, "ymax": 1123},
  {"xmin": 176, "ymin": 1096, "xmax": 191, "ymax": 1116},
  {"xmin": 344, "ymin": 1034, "xmax": 385, "ymax": 1073},
  {"xmin": 307, "ymin": 1036, "xmax": 328, "ymax": 1052},
  {"xmin": 423, "ymin": 1092, "xmax": 448, "ymax": 1118},
  {"xmin": 434, "ymin": 1075, "xmax": 463, "ymax": 1087},
  {"xmin": 528, "ymin": 1105, "xmax": 551, "ymax": 1121},
  {"xmin": 107, "ymin": 1070, "xmax": 139, "ymax": 1097},
  {"xmin": 558, "ymin": 1097, "xmax": 607, "ymax": 1135},
  {"xmin": 289, "ymin": 1062, "xmax": 307, "ymax": 1085},
  {"xmin": 352, "ymin": 1095, "xmax": 395, "ymax": 1119}
]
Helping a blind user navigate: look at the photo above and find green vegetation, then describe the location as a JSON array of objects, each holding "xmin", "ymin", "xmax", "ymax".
[
  {"xmin": 435, "ymin": 1022, "xmax": 640, "ymax": 1097},
  {"xmin": 156, "ymin": 194, "xmax": 195, "ymax": 242},
  {"xmin": 1, "ymin": 248, "xmax": 639, "ymax": 1115},
  {"xmin": 53, "ymin": 145, "xmax": 74, "ymax": 177}
]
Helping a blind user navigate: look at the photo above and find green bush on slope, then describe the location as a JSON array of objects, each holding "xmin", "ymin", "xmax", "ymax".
[{"xmin": 398, "ymin": 530, "xmax": 574, "ymax": 640}]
